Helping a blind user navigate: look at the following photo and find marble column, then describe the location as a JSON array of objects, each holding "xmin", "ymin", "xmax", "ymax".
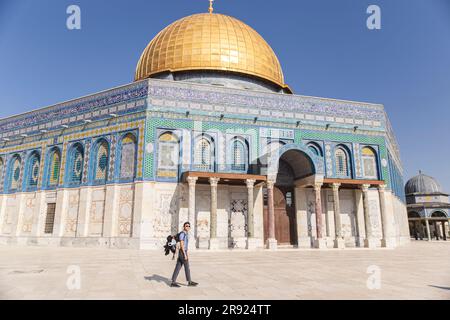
[
  {"xmin": 208, "ymin": 177, "xmax": 220, "ymax": 250},
  {"xmin": 246, "ymin": 179, "xmax": 258, "ymax": 249},
  {"xmin": 295, "ymin": 186, "xmax": 310, "ymax": 248},
  {"xmin": 442, "ymin": 221, "xmax": 447, "ymax": 241},
  {"xmin": 425, "ymin": 218, "xmax": 431, "ymax": 241},
  {"xmin": 103, "ymin": 185, "xmax": 120, "ymax": 238},
  {"xmin": 266, "ymin": 180, "xmax": 277, "ymax": 250},
  {"xmin": 361, "ymin": 184, "xmax": 377, "ymax": 248},
  {"xmin": 314, "ymin": 183, "xmax": 326, "ymax": 249},
  {"xmin": 187, "ymin": 176, "xmax": 198, "ymax": 250},
  {"xmin": 378, "ymin": 184, "xmax": 395, "ymax": 248},
  {"xmin": 354, "ymin": 189, "xmax": 366, "ymax": 247},
  {"xmin": 332, "ymin": 183, "xmax": 345, "ymax": 248},
  {"xmin": 434, "ymin": 221, "xmax": 440, "ymax": 240}
]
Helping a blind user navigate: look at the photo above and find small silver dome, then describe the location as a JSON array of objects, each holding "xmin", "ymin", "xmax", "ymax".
[{"xmin": 405, "ymin": 171, "xmax": 443, "ymax": 195}]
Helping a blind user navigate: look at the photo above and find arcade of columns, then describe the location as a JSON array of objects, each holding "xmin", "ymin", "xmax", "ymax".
[
  {"xmin": 185, "ymin": 176, "xmax": 394, "ymax": 250},
  {"xmin": 412, "ymin": 217, "xmax": 448, "ymax": 241}
]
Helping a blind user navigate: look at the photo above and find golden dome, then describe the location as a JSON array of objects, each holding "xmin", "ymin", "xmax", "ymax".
[{"xmin": 135, "ymin": 13, "xmax": 290, "ymax": 91}]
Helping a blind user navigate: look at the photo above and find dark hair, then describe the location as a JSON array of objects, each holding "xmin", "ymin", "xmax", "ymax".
[{"xmin": 183, "ymin": 222, "xmax": 191, "ymax": 227}]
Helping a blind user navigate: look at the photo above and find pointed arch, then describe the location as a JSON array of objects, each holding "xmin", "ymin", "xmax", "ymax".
[
  {"xmin": 307, "ymin": 142, "xmax": 323, "ymax": 157},
  {"xmin": 334, "ymin": 145, "xmax": 352, "ymax": 178},
  {"xmin": 430, "ymin": 211, "xmax": 448, "ymax": 219},
  {"xmin": 67, "ymin": 143, "xmax": 84, "ymax": 185},
  {"xmin": 46, "ymin": 147, "xmax": 61, "ymax": 187},
  {"xmin": 231, "ymin": 136, "xmax": 249, "ymax": 172},
  {"xmin": 157, "ymin": 131, "xmax": 180, "ymax": 179},
  {"xmin": 7, "ymin": 154, "xmax": 22, "ymax": 192},
  {"xmin": 194, "ymin": 134, "xmax": 215, "ymax": 172},
  {"xmin": 119, "ymin": 133, "xmax": 138, "ymax": 180},
  {"xmin": 25, "ymin": 151, "xmax": 41, "ymax": 189},
  {"xmin": 361, "ymin": 146, "xmax": 379, "ymax": 179},
  {"xmin": 91, "ymin": 138, "xmax": 110, "ymax": 184},
  {"xmin": 267, "ymin": 143, "xmax": 324, "ymax": 179}
]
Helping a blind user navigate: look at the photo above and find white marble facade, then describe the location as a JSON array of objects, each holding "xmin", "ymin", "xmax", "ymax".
[{"xmin": 0, "ymin": 180, "xmax": 410, "ymax": 250}]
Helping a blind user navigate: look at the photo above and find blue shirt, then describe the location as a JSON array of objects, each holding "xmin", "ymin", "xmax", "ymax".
[{"xmin": 179, "ymin": 231, "xmax": 189, "ymax": 251}]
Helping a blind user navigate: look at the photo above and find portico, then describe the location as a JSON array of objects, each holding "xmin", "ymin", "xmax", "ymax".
[
  {"xmin": 182, "ymin": 171, "xmax": 266, "ymax": 250},
  {"xmin": 179, "ymin": 143, "xmax": 398, "ymax": 251}
]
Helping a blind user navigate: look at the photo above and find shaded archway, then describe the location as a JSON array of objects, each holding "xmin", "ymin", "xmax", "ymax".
[
  {"xmin": 431, "ymin": 211, "xmax": 448, "ymax": 241},
  {"xmin": 407, "ymin": 211, "xmax": 423, "ymax": 240},
  {"xmin": 264, "ymin": 147, "xmax": 317, "ymax": 246}
]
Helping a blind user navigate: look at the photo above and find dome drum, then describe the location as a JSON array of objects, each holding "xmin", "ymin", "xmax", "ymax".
[{"xmin": 152, "ymin": 69, "xmax": 288, "ymax": 93}]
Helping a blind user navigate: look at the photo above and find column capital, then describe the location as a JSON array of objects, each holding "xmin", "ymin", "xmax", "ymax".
[
  {"xmin": 378, "ymin": 184, "xmax": 387, "ymax": 192},
  {"xmin": 209, "ymin": 177, "xmax": 220, "ymax": 187},
  {"xmin": 246, "ymin": 179, "xmax": 256, "ymax": 189},
  {"xmin": 187, "ymin": 176, "xmax": 198, "ymax": 186},
  {"xmin": 331, "ymin": 183, "xmax": 341, "ymax": 191},
  {"xmin": 266, "ymin": 180, "xmax": 275, "ymax": 189},
  {"xmin": 313, "ymin": 183, "xmax": 323, "ymax": 192},
  {"xmin": 361, "ymin": 184, "xmax": 370, "ymax": 192}
]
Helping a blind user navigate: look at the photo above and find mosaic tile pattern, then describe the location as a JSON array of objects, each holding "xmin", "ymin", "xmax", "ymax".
[
  {"xmin": 37, "ymin": 146, "xmax": 46, "ymax": 188},
  {"xmin": 81, "ymin": 140, "xmax": 91, "ymax": 184},
  {"xmin": 148, "ymin": 81, "xmax": 386, "ymax": 122},
  {"xmin": 0, "ymin": 78, "xmax": 403, "ymax": 200},
  {"xmin": 0, "ymin": 82, "xmax": 147, "ymax": 138},
  {"xmin": 354, "ymin": 143, "xmax": 362, "ymax": 177},
  {"xmin": 108, "ymin": 135, "xmax": 117, "ymax": 181},
  {"xmin": 95, "ymin": 141, "xmax": 109, "ymax": 182}
]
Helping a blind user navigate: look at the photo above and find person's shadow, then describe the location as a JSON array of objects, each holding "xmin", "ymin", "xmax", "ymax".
[
  {"xmin": 428, "ymin": 285, "xmax": 450, "ymax": 291},
  {"xmin": 144, "ymin": 274, "xmax": 173, "ymax": 287}
]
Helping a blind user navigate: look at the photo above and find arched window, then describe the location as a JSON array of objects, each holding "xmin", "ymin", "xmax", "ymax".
[
  {"xmin": 8, "ymin": 155, "xmax": 21, "ymax": 191},
  {"xmin": 26, "ymin": 152, "xmax": 40, "ymax": 189},
  {"xmin": 69, "ymin": 144, "xmax": 84, "ymax": 185},
  {"xmin": 194, "ymin": 136, "xmax": 214, "ymax": 171},
  {"xmin": 362, "ymin": 147, "xmax": 378, "ymax": 179},
  {"xmin": 157, "ymin": 132, "xmax": 179, "ymax": 179},
  {"xmin": 335, "ymin": 147, "xmax": 350, "ymax": 177},
  {"xmin": 119, "ymin": 133, "xmax": 137, "ymax": 180},
  {"xmin": 307, "ymin": 142, "xmax": 323, "ymax": 157},
  {"xmin": 47, "ymin": 148, "xmax": 61, "ymax": 187},
  {"xmin": 93, "ymin": 139, "xmax": 109, "ymax": 183},
  {"xmin": 231, "ymin": 138, "xmax": 248, "ymax": 171}
]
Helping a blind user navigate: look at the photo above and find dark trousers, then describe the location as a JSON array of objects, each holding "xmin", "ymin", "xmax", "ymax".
[{"xmin": 171, "ymin": 255, "xmax": 191, "ymax": 283}]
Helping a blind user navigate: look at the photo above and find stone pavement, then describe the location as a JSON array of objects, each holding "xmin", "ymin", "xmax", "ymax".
[{"xmin": 0, "ymin": 241, "xmax": 449, "ymax": 300}]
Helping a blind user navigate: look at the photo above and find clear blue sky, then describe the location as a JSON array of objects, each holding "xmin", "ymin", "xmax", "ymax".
[{"xmin": 0, "ymin": 0, "xmax": 449, "ymax": 191}]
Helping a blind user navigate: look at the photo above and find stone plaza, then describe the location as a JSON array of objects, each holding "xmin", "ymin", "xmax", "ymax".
[{"xmin": 0, "ymin": 241, "xmax": 448, "ymax": 300}]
